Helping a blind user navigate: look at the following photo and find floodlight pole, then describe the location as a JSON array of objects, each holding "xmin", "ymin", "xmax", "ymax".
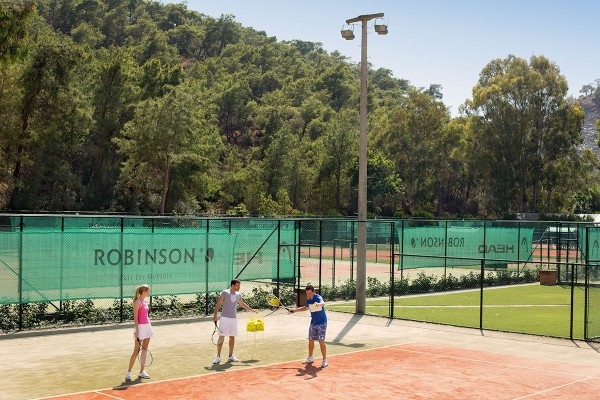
[{"xmin": 345, "ymin": 13, "xmax": 384, "ymax": 314}]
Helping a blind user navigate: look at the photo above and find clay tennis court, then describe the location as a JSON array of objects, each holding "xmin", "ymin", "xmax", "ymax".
[{"xmin": 3, "ymin": 312, "xmax": 600, "ymax": 400}]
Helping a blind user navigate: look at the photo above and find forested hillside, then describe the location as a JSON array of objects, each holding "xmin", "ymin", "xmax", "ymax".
[{"xmin": 1, "ymin": 0, "xmax": 599, "ymax": 218}]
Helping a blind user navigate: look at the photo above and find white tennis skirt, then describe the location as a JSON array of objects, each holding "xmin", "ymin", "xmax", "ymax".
[{"xmin": 134, "ymin": 323, "xmax": 154, "ymax": 340}]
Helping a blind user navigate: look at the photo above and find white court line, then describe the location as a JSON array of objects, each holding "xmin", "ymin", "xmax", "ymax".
[
  {"xmin": 511, "ymin": 376, "xmax": 596, "ymax": 400},
  {"xmin": 93, "ymin": 391, "xmax": 125, "ymax": 400},
  {"xmin": 331, "ymin": 304, "xmax": 570, "ymax": 308},
  {"xmin": 33, "ymin": 389, "xmax": 125, "ymax": 400},
  {"xmin": 389, "ymin": 345, "xmax": 597, "ymax": 378}
]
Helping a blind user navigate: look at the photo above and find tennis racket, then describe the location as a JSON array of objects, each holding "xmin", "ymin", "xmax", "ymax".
[
  {"xmin": 137, "ymin": 339, "xmax": 153, "ymax": 367},
  {"xmin": 212, "ymin": 321, "xmax": 224, "ymax": 345},
  {"xmin": 266, "ymin": 293, "xmax": 292, "ymax": 313}
]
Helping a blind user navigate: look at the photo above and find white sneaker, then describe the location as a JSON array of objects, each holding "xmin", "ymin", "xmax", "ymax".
[
  {"xmin": 302, "ymin": 356, "xmax": 314, "ymax": 364},
  {"xmin": 321, "ymin": 359, "xmax": 328, "ymax": 368},
  {"xmin": 213, "ymin": 355, "xmax": 221, "ymax": 364},
  {"xmin": 228, "ymin": 354, "xmax": 240, "ymax": 362},
  {"xmin": 138, "ymin": 371, "xmax": 150, "ymax": 379},
  {"xmin": 125, "ymin": 372, "xmax": 132, "ymax": 381}
]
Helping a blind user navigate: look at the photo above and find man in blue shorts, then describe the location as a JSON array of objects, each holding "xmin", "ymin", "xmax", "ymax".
[{"xmin": 288, "ymin": 284, "xmax": 328, "ymax": 367}]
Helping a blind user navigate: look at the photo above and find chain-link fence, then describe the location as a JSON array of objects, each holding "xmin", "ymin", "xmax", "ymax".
[{"xmin": 0, "ymin": 214, "xmax": 598, "ymax": 340}]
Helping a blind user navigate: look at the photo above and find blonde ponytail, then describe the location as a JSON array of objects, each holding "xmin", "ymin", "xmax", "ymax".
[{"xmin": 133, "ymin": 284, "xmax": 150, "ymax": 301}]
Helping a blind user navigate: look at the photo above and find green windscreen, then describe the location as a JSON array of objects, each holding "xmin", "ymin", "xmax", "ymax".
[
  {"xmin": 199, "ymin": 220, "xmax": 297, "ymax": 283},
  {"xmin": 1, "ymin": 230, "xmax": 237, "ymax": 303},
  {"xmin": 585, "ymin": 227, "xmax": 600, "ymax": 340},
  {"xmin": 399, "ymin": 226, "xmax": 534, "ymax": 268},
  {"xmin": 230, "ymin": 222, "xmax": 296, "ymax": 281}
]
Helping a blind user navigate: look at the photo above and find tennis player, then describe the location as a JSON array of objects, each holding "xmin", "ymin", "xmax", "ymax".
[
  {"xmin": 288, "ymin": 284, "xmax": 328, "ymax": 367},
  {"xmin": 125, "ymin": 284, "xmax": 153, "ymax": 381},
  {"xmin": 212, "ymin": 279, "xmax": 257, "ymax": 364}
]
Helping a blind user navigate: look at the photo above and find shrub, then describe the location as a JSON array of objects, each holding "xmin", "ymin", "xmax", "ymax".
[
  {"xmin": 435, "ymin": 274, "xmax": 460, "ymax": 291},
  {"xmin": 367, "ymin": 277, "xmax": 388, "ymax": 297},
  {"xmin": 409, "ymin": 273, "xmax": 436, "ymax": 293},
  {"xmin": 460, "ymin": 272, "xmax": 480, "ymax": 288},
  {"xmin": 393, "ymin": 276, "xmax": 410, "ymax": 295}
]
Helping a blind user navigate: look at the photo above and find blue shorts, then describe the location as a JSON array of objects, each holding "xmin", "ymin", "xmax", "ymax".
[{"xmin": 307, "ymin": 323, "xmax": 327, "ymax": 341}]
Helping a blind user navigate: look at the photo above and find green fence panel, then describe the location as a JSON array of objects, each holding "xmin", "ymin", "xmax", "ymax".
[
  {"xmin": 228, "ymin": 221, "xmax": 296, "ymax": 281},
  {"xmin": 0, "ymin": 231, "xmax": 19, "ymax": 304},
  {"xmin": 399, "ymin": 225, "xmax": 534, "ymax": 268},
  {"xmin": 15, "ymin": 230, "xmax": 236, "ymax": 302},
  {"xmin": 585, "ymin": 227, "xmax": 600, "ymax": 340}
]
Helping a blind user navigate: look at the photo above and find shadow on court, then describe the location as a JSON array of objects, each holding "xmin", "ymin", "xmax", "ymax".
[
  {"xmin": 329, "ymin": 313, "xmax": 367, "ymax": 348},
  {"xmin": 203, "ymin": 360, "xmax": 256, "ymax": 372},
  {"xmin": 272, "ymin": 364, "xmax": 324, "ymax": 380},
  {"xmin": 112, "ymin": 378, "xmax": 145, "ymax": 390}
]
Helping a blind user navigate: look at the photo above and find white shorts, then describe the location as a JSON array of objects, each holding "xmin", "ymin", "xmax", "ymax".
[
  {"xmin": 134, "ymin": 323, "xmax": 154, "ymax": 340},
  {"xmin": 218, "ymin": 317, "xmax": 238, "ymax": 337}
]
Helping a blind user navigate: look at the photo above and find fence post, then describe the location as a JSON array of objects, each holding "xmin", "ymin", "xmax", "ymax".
[
  {"xmin": 18, "ymin": 216, "xmax": 23, "ymax": 331},
  {"xmin": 557, "ymin": 222, "xmax": 562, "ymax": 283},
  {"xmin": 318, "ymin": 219, "xmax": 323, "ymax": 291},
  {"xmin": 517, "ymin": 221, "xmax": 521, "ymax": 276},
  {"xmin": 570, "ymin": 263, "xmax": 575, "ymax": 339},
  {"xmin": 276, "ymin": 220, "xmax": 281, "ymax": 296},
  {"xmin": 390, "ymin": 221, "xmax": 395, "ymax": 319},
  {"xmin": 350, "ymin": 220, "xmax": 355, "ymax": 281},
  {"xmin": 480, "ymin": 221, "xmax": 487, "ymax": 331},
  {"xmin": 296, "ymin": 220, "xmax": 302, "ymax": 306},
  {"xmin": 584, "ymin": 227, "xmax": 589, "ymax": 340},
  {"xmin": 205, "ymin": 218, "xmax": 210, "ymax": 315},
  {"xmin": 444, "ymin": 221, "xmax": 448, "ymax": 279},
  {"xmin": 479, "ymin": 258, "xmax": 485, "ymax": 331},
  {"xmin": 332, "ymin": 236, "xmax": 336, "ymax": 288},
  {"xmin": 119, "ymin": 217, "xmax": 124, "ymax": 323},
  {"xmin": 400, "ymin": 220, "xmax": 404, "ymax": 285}
]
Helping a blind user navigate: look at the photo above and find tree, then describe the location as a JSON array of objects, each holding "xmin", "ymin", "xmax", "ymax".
[
  {"xmin": 467, "ymin": 54, "xmax": 585, "ymax": 215},
  {"xmin": 349, "ymin": 150, "xmax": 403, "ymax": 216},
  {"xmin": 580, "ymin": 83, "xmax": 595, "ymax": 97},
  {"xmin": 82, "ymin": 47, "xmax": 139, "ymax": 210},
  {"xmin": 315, "ymin": 110, "xmax": 358, "ymax": 213},
  {"xmin": 114, "ymin": 83, "xmax": 222, "ymax": 214},
  {"xmin": 0, "ymin": 64, "xmax": 23, "ymax": 207},
  {"xmin": 7, "ymin": 27, "xmax": 83, "ymax": 209},
  {"xmin": 371, "ymin": 88, "xmax": 450, "ymax": 215},
  {"xmin": 0, "ymin": 0, "xmax": 35, "ymax": 63},
  {"xmin": 201, "ymin": 14, "xmax": 242, "ymax": 58}
]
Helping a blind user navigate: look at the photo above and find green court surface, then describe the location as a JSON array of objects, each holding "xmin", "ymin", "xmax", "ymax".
[{"xmin": 328, "ymin": 284, "xmax": 587, "ymax": 338}]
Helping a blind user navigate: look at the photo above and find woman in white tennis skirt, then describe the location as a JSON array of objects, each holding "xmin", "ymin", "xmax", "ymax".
[{"xmin": 125, "ymin": 284, "xmax": 154, "ymax": 381}]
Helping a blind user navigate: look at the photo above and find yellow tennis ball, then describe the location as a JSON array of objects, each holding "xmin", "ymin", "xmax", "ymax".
[{"xmin": 246, "ymin": 318, "xmax": 265, "ymax": 332}]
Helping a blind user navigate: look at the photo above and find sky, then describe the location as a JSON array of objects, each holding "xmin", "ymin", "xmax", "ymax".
[{"xmin": 169, "ymin": 0, "xmax": 600, "ymax": 116}]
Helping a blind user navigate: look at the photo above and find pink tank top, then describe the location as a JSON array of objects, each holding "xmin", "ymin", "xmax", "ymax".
[{"xmin": 137, "ymin": 299, "xmax": 150, "ymax": 324}]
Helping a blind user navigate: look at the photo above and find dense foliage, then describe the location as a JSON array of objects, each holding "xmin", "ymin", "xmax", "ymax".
[{"xmin": 1, "ymin": 0, "xmax": 599, "ymax": 217}]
